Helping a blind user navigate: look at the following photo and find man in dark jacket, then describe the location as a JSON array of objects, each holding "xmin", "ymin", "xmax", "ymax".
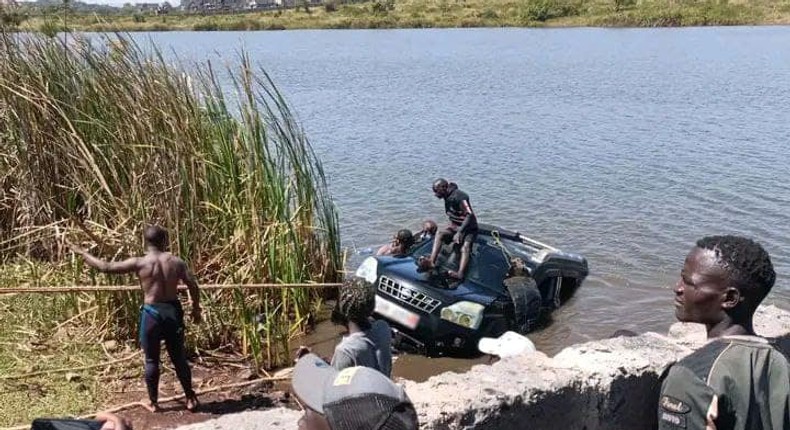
[
  {"xmin": 657, "ymin": 235, "xmax": 790, "ymax": 430},
  {"xmin": 418, "ymin": 178, "xmax": 478, "ymax": 280}
]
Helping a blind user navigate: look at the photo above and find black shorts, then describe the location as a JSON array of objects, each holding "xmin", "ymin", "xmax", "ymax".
[
  {"xmin": 139, "ymin": 300, "xmax": 185, "ymax": 354},
  {"xmin": 441, "ymin": 225, "xmax": 478, "ymax": 246}
]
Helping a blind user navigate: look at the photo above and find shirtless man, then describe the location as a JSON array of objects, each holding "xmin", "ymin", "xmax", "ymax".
[
  {"xmin": 70, "ymin": 225, "xmax": 201, "ymax": 413},
  {"xmin": 376, "ymin": 229, "xmax": 415, "ymax": 257}
]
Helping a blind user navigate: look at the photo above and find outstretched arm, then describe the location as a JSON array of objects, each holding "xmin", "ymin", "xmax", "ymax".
[{"xmin": 70, "ymin": 244, "xmax": 140, "ymax": 274}]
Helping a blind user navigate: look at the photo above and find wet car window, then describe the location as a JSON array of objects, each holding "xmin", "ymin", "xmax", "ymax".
[{"xmin": 466, "ymin": 238, "xmax": 509, "ymax": 289}]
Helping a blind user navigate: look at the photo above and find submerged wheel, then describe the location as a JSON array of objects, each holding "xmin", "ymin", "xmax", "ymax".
[{"xmin": 504, "ymin": 276, "xmax": 541, "ymax": 334}]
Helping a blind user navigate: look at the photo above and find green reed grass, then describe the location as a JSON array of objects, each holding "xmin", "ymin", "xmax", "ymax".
[{"xmin": 0, "ymin": 31, "xmax": 342, "ymax": 372}]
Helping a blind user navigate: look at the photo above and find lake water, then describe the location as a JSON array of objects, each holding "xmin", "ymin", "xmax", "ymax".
[{"xmin": 127, "ymin": 27, "xmax": 790, "ymax": 358}]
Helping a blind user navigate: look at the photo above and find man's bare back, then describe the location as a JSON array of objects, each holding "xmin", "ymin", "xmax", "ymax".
[
  {"xmin": 70, "ymin": 246, "xmax": 201, "ymax": 322},
  {"xmin": 137, "ymin": 251, "xmax": 192, "ymax": 305}
]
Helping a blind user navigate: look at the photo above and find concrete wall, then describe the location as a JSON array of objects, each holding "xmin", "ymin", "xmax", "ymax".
[{"xmin": 178, "ymin": 305, "xmax": 790, "ymax": 430}]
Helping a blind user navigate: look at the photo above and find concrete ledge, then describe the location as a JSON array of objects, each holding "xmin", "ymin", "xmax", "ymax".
[
  {"xmin": 175, "ymin": 408, "xmax": 303, "ymax": 430},
  {"xmin": 177, "ymin": 305, "xmax": 790, "ymax": 430},
  {"xmin": 409, "ymin": 332, "xmax": 690, "ymax": 430}
]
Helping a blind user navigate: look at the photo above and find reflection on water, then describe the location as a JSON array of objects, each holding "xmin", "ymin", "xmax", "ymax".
[{"xmin": 131, "ymin": 27, "xmax": 790, "ymax": 377}]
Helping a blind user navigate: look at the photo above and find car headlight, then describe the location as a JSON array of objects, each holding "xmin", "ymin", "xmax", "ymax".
[
  {"xmin": 354, "ymin": 257, "xmax": 378, "ymax": 284},
  {"xmin": 440, "ymin": 301, "xmax": 485, "ymax": 330}
]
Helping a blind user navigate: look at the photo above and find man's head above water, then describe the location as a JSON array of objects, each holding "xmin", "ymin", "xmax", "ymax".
[
  {"xmin": 674, "ymin": 235, "xmax": 775, "ymax": 338},
  {"xmin": 394, "ymin": 229, "xmax": 415, "ymax": 249},
  {"xmin": 421, "ymin": 220, "xmax": 437, "ymax": 237}
]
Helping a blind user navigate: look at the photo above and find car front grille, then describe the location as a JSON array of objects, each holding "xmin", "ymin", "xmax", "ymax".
[{"xmin": 378, "ymin": 276, "xmax": 442, "ymax": 314}]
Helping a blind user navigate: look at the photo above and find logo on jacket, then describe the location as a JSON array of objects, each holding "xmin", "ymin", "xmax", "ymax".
[{"xmin": 660, "ymin": 396, "xmax": 691, "ymax": 414}]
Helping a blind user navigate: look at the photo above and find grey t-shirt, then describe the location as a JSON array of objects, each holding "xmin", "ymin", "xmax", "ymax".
[{"xmin": 331, "ymin": 319, "xmax": 393, "ymax": 377}]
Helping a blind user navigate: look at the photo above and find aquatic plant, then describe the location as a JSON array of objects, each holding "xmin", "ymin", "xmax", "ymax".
[{"xmin": 0, "ymin": 31, "xmax": 342, "ymax": 371}]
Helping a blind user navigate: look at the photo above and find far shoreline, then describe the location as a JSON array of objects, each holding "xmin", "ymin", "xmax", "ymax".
[
  {"xmin": 27, "ymin": 22, "xmax": 790, "ymax": 33},
  {"xmin": 7, "ymin": 0, "xmax": 790, "ymax": 33}
]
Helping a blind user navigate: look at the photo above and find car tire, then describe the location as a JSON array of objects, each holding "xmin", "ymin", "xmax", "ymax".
[{"xmin": 504, "ymin": 276, "xmax": 541, "ymax": 334}]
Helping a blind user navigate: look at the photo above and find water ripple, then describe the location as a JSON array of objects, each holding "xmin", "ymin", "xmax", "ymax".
[{"xmin": 131, "ymin": 27, "xmax": 790, "ymax": 348}]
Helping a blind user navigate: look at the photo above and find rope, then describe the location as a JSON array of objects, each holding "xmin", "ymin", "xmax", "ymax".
[
  {"xmin": 0, "ymin": 283, "xmax": 343, "ymax": 295},
  {"xmin": 490, "ymin": 230, "xmax": 514, "ymax": 263}
]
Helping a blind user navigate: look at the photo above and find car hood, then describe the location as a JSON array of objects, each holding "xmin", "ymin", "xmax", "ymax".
[{"xmin": 377, "ymin": 257, "xmax": 499, "ymax": 306}]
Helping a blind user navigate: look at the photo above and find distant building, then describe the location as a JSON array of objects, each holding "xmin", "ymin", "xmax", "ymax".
[
  {"xmin": 135, "ymin": 2, "xmax": 159, "ymax": 13},
  {"xmin": 157, "ymin": 1, "xmax": 172, "ymax": 14},
  {"xmin": 247, "ymin": 0, "xmax": 278, "ymax": 9},
  {"xmin": 184, "ymin": 0, "xmax": 318, "ymax": 13},
  {"xmin": 179, "ymin": 0, "xmax": 195, "ymax": 11}
]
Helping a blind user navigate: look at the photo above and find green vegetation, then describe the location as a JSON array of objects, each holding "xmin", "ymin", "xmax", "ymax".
[
  {"xmin": 0, "ymin": 31, "xmax": 341, "ymax": 425},
  {"xmin": 0, "ymin": 4, "xmax": 28, "ymax": 29},
  {"xmin": 0, "ymin": 276, "xmax": 107, "ymax": 427},
  {"xmin": 10, "ymin": 0, "xmax": 790, "ymax": 32}
]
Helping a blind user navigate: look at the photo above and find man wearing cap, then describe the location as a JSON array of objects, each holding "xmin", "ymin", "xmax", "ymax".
[
  {"xmin": 293, "ymin": 353, "xmax": 419, "ymax": 430},
  {"xmin": 657, "ymin": 235, "xmax": 790, "ymax": 430}
]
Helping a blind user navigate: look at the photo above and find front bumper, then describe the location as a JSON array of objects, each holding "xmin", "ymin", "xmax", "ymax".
[{"xmin": 374, "ymin": 297, "xmax": 484, "ymax": 353}]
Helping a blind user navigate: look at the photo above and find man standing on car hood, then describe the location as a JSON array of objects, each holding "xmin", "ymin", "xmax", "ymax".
[{"xmin": 419, "ymin": 178, "xmax": 478, "ymax": 280}]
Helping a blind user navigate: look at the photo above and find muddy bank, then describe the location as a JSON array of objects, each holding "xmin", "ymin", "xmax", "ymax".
[
  {"xmin": 292, "ymin": 311, "xmax": 491, "ymax": 383},
  {"xmin": 177, "ymin": 305, "xmax": 790, "ymax": 430}
]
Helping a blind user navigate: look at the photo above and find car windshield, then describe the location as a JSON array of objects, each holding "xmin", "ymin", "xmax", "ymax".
[{"xmin": 410, "ymin": 235, "xmax": 512, "ymax": 291}]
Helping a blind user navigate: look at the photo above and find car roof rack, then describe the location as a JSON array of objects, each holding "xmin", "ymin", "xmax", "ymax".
[{"xmin": 477, "ymin": 223, "xmax": 558, "ymax": 263}]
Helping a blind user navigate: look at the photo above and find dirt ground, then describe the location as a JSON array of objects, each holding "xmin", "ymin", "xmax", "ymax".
[
  {"xmin": 103, "ymin": 356, "xmax": 296, "ymax": 430},
  {"xmin": 3, "ymin": 315, "xmax": 484, "ymax": 429}
]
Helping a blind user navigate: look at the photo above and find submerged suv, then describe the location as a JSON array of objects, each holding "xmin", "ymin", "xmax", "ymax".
[{"xmin": 354, "ymin": 224, "xmax": 589, "ymax": 355}]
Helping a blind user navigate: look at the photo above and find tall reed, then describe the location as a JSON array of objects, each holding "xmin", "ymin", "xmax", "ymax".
[{"xmin": 0, "ymin": 31, "xmax": 341, "ymax": 369}]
